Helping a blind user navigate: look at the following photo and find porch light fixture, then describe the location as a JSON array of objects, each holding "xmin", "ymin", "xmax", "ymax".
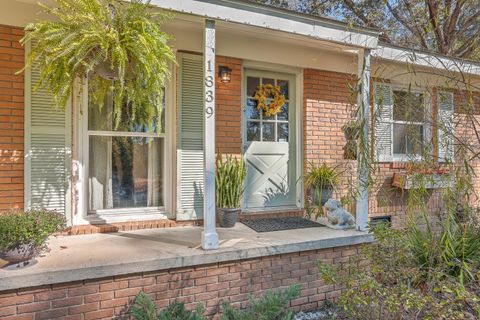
[{"xmin": 218, "ymin": 66, "xmax": 232, "ymax": 83}]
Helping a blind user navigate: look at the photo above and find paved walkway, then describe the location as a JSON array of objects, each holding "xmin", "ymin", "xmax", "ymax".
[{"xmin": 0, "ymin": 224, "xmax": 373, "ymax": 291}]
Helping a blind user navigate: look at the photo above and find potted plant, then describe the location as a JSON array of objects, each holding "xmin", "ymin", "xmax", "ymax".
[
  {"xmin": 305, "ymin": 162, "xmax": 341, "ymax": 206},
  {"xmin": 216, "ymin": 155, "xmax": 247, "ymax": 228},
  {"xmin": 392, "ymin": 162, "xmax": 453, "ymax": 189},
  {"xmin": 0, "ymin": 209, "xmax": 66, "ymax": 268},
  {"xmin": 20, "ymin": 0, "xmax": 176, "ymax": 131}
]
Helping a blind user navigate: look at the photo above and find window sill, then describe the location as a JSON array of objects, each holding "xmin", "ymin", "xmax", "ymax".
[{"xmin": 85, "ymin": 208, "xmax": 169, "ymax": 224}]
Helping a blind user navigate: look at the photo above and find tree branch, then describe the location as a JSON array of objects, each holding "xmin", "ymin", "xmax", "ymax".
[
  {"xmin": 386, "ymin": 1, "xmax": 429, "ymax": 50},
  {"xmin": 340, "ymin": 0, "xmax": 375, "ymax": 27},
  {"xmin": 426, "ymin": 0, "xmax": 447, "ymax": 54},
  {"xmin": 444, "ymin": 0, "xmax": 464, "ymax": 47}
]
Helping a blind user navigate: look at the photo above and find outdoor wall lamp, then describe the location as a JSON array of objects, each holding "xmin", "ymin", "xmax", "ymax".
[{"xmin": 218, "ymin": 66, "xmax": 232, "ymax": 83}]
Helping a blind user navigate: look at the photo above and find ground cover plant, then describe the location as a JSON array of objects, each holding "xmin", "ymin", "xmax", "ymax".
[
  {"xmin": 318, "ymin": 214, "xmax": 480, "ymax": 320},
  {"xmin": 131, "ymin": 286, "xmax": 299, "ymax": 320}
]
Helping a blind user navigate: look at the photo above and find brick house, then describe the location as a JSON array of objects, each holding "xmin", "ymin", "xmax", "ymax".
[{"xmin": 1, "ymin": 0, "xmax": 480, "ymax": 319}]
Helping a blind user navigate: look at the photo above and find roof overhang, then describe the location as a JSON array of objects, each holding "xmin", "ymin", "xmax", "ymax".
[
  {"xmin": 374, "ymin": 44, "xmax": 480, "ymax": 77},
  {"xmin": 150, "ymin": 0, "xmax": 380, "ymax": 49}
]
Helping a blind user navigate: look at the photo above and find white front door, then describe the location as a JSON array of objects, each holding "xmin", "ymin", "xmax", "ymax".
[{"xmin": 243, "ymin": 70, "xmax": 297, "ymax": 210}]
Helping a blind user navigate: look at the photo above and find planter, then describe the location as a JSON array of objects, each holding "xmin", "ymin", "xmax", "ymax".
[
  {"xmin": 392, "ymin": 172, "xmax": 454, "ymax": 189},
  {"xmin": 310, "ymin": 186, "xmax": 334, "ymax": 206},
  {"xmin": 217, "ymin": 208, "xmax": 241, "ymax": 228},
  {"xmin": 94, "ymin": 60, "xmax": 119, "ymax": 81},
  {"xmin": 0, "ymin": 243, "xmax": 36, "ymax": 267}
]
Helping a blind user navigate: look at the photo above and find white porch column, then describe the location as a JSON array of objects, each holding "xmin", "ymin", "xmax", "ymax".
[
  {"xmin": 356, "ymin": 49, "xmax": 371, "ymax": 231},
  {"xmin": 201, "ymin": 19, "xmax": 219, "ymax": 250}
]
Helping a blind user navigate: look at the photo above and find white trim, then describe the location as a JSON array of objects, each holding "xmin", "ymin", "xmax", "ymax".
[
  {"xmin": 389, "ymin": 86, "xmax": 432, "ymax": 162},
  {"xmin": 356, "ymin": 48, "xmax": 370, "ymax": 231},
  {"xmin": 88, "ymin": 131, "xmax": 166, "ymax": 138},
  {"xmin": 150, "ymin": 0, "xmax": 379, "ymax": 49},
  {"xmin": 295, "ymin": 69, "xmax": 304, "ymax": 209},
  {"xmin": 165, "ymin": 60, "xmax": 177, "ymax": 218},
  {"xmin": 74, "ymin": 75, "xmax": 175, "ymax": 225},
  {"xmin": 84, "ymin": 212, "xmax": 169, "ymax": 224},
  {"xmin": 374, "ymin": 44, "xmax": 480, "ymax": 77},
  {"xmin": 241, "ymin": 67, "xmax": 302, "ymax": 210},
  {"xmin": 201, "ymin": 19, "xmax": 219, "ymax": 250}
]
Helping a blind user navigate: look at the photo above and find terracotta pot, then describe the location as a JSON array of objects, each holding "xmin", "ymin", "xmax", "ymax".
[
  {"xmin": 0, "ymin": 243, "xmax": 36, "ymax": 265},
  {"xmin": 217, "ymin": 208, "xmax": 240, "ymax": 228}
]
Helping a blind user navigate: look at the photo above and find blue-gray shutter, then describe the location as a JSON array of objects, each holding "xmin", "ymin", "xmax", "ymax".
[
  {"xmin": 437, "ymin": 91, "xmax": 454, "ymax": 161},
  {"xmin": 25, "ymin": 42, "xmax": 72, "ymax": 220},
  {"xmin": 176, "ymin": 53, "xmax": 204, "ymax": 220},
  {"xmin": 373, "ymin": 83, "xmax": 393, "ymax": 162}
]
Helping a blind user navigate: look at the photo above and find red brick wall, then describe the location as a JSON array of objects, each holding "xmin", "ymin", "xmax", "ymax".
[
  {"xmin": 0, "ymin": 245, "xmax": 360, "ymax": 319},
  {"xmin": 303, "ymin": 69, "xmax": 358, "ymax": 213},
  {"xmin": 302, "ymin": 69, "xmax": 452, "ymax": 226},
  {"xmin": 215, "ymin": 56, "xmax": 242, "ymax": 156},
  {"xmin": 0, "ymin": 25, "xmax": 24, "ymax": 211}
]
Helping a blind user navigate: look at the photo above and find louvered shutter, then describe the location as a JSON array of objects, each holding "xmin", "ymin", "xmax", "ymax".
[
  {"xmin": 437, "ymin": 91, "xmax": 454, "ymax": 161},
  {"xmin": 25, "ymin": 42, "xmax": 72, "ymax": 221},
  {"xmin": 373, "ymin": 83, "xmax": 393, "ymax": 162},
  {"xmin": 176, "ymin": 53, "xmax": 204, "ymax": 220}
]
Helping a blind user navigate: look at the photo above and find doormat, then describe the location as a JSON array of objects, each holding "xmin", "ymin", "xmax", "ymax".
[{"xmin": 242, "ymin": 216, "xmax": 322, "ymax": 232}]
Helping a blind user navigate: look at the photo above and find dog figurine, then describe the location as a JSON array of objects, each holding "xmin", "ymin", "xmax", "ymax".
[{"xmin": 324, "ymin": 199, "xmax": 355, "ymax": 228}]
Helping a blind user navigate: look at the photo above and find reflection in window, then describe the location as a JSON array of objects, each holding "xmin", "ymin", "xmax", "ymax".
[
  {"xmin": 246, "ymin": 99, "xmax": 260, "ymax": 120},
  {"xmin": 392, "ymin": 90, "xmax": 425, "ymax": 156},
  {"xmin": 245, "ymin": 76, "xmax": 290, "ymax": 142},
  {"xmin": 247, "ymin": 122, "xmax": 261, "ymax": 141},
  {"xmin": 89, "ymin": 137, "xmax": 164, "ymax": 210},
  {"xmin": 88, "ymin": 90, "xmax": 165, "ymax": 213}
]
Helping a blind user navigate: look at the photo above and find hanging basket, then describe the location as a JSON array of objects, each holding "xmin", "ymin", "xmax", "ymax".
[
  {"xmin": 94, "ymin": 60, "xmax": 119, "ymax": 81},
  {"xmin": 254, "ymin": 84, "xmax": 286, "ymax": 117}
]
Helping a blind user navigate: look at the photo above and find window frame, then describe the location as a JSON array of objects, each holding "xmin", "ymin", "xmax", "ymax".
[
  {"xmin": 390, "ymin": 86, "xmax": 430, "ymax": 162},
  {"xmin": 74, "ymin": 76, "xmax": 175, "ymax": 223}
]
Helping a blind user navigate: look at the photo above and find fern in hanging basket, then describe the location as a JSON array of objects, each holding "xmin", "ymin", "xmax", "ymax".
[{"xmin": 20, "ymin": 0, "xmax": 176, "ymax": 131}]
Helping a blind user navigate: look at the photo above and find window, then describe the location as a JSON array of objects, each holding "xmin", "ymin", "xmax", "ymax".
[
  {"xmin": 392, "ymin": 90, "xmax": 425, "ymax": 157},
  {"xmin": 87, "ymin": 92, "xmax": 166, "ymax": 213},
  {"xmin": 245, "ymin": 77, "xmax": 289, "ymax": 142}
]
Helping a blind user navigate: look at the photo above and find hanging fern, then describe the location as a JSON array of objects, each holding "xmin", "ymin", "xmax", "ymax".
[{"xmin": 20, "ymin": 0, "xmax": 176, "ymax": 131}]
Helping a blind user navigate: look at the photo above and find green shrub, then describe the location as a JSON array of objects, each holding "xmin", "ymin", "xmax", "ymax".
[
  {"xmin": 318, "ymin": 221, "xmax": 480, "ymax": 320},
  {"xmin": 408, "ymin": 211, "xmax": 480, "ymax": 285},
  {"xmin": 216, "ymin": 155, "xmax": 247, "ymax": 209},
  {"xmin": 132, "ymin": 291, "xmax": 208, "ymax": 320},
  {"xmin": 0, "ymin": 209, "xmax": 66, "ymax": 251},
  {"xmin": 220, "ymin": 285, "xmax": 300, "ymax": 320}
]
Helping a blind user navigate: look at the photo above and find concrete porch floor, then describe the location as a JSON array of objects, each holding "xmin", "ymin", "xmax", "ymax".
[{"xmin": 0, "ymin": 224, "xmax": 373, "ymax": 291}]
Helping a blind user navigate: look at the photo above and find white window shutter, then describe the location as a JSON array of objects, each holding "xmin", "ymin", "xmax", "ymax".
[
  {"xmin": 437, "ymin": 91, "xmax": 454, "ymax": 161},
  {"xmin": 176, "ymin": 53, "xmax": 204, "ymax": 220},
  {"xmin": 24, "ymin": 41, "xmax": 72, "ymax": 221},
  {"xmin": 373, "ymin": 83, "xmax": 393, "ymax": 162}
]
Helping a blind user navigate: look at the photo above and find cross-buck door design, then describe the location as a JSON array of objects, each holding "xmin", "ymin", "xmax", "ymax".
[{"xmin": 243, "ymin": 70, "xmax": 296, "ymax": 210}]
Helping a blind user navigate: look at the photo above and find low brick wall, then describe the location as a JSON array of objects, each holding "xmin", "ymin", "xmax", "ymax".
[{"xmin": 0, "ymin": 245, "xmax": 359, "ymax": 320}]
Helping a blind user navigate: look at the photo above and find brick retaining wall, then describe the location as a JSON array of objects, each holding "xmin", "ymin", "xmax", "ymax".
[{"xmin": 0, "ymin": 244, "xmax": 360, "ymax": 320}]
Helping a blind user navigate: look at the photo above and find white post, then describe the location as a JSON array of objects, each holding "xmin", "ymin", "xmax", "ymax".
[
  {"xmin": 356, "ymin": 49, "xmax": 371, "ymax": 231},
  {"xmin": 202, "ymin": 19, "xmax": 219, "ymax": 250}
]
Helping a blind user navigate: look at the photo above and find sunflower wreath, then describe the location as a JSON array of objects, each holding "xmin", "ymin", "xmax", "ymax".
[{"xmin": 254, "ymin": 84, "xmax": 286, "ymax": 117}]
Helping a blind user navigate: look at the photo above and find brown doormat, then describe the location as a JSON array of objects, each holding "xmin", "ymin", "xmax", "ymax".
[{"xmin": 241, "ymin": 216, "xmax": 322, "ymax": 232}]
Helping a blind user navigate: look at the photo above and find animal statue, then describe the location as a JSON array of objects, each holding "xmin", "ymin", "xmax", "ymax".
[{"xmin": 324, "ymin": 199, "xmax": 355, "ymax": 227}]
